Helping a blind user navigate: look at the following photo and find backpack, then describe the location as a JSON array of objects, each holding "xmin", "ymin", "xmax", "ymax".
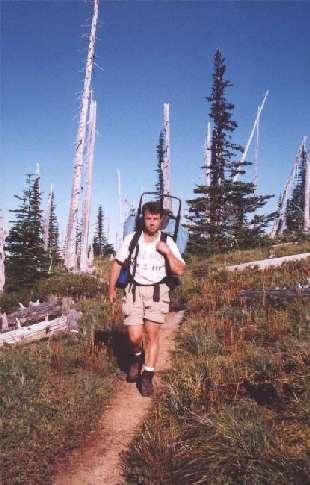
[{"xmin": 117, "ymin": 191, "xmax": 188, "ymax": 293}]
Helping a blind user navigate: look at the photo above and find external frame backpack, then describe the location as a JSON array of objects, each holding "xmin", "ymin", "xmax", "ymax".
[{"xmin": 117, "ymin": 191, "xmax": 188, "ymax": 295}]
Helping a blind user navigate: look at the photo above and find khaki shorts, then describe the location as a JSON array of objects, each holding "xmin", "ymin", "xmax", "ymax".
[{"xmin": 122, "ymin": 283, "xmax": 170, "ymax": 326}]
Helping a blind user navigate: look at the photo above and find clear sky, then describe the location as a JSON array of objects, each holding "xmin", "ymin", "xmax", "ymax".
[{"xmin": 1, "ymin": 0, "xmax": 310, "ymax": 245}]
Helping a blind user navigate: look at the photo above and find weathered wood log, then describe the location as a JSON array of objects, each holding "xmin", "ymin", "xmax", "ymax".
[
  {"xmin": 227, "ymin": 252, "xmax": 310, "ymax": 272},
  {"xmin": 1, "ymin": 301, "xmax": 63, "ymax": 329},
  {"xmin": 163, "ymin": 103, "xmax": 172, "ymax": 211},
  {"xmin": 0, "ymin": 209, "xmax": 5, "ymax": 293},
  {"xmin": 0, "ymin": 298, "xmax": 75, "ymax": 332},
  {"xmin": 0, "ymin": 311, "xmax": 83, "ymax": 347},
  {"xmin": 1, "ymin": 312, "xmax": 8, "ymax": 331},
  {"xmin": 238, "ymin": 287, "xmax": 310, "ymax": 301},
  {"xmin": 80, "ymin": 99, "xmax": 97, "ymax": 273},
  {"xmin": 0, "ymin": 316, "xmax": 67, "ymax": 346},
  {"xmin": 65, "ymin": 0, "xmax": 99, "ymax": 270}
]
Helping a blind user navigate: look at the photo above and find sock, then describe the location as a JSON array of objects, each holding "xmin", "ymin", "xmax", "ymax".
[
  {"xmin": 134, "ymin": 351, "xmax": 142, "ymax": 357},
  {"xmin": 144, "ymin": 366, "xmax": 155, "ymax": 372}
]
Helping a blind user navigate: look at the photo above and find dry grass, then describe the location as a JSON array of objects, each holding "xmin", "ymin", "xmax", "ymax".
[
  {"xmin": 0, "ymin": 290, "xmax": 123, "ymax": 484},
  {"xmin": 123, "ymin": 256, "xmax": 310, "ymax": 484},
  {"xmin": 188, "ymin": 236, "xmax": 310, "ymax": 274}
]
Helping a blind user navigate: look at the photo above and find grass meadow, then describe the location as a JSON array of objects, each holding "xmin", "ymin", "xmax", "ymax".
[
  {"xmin": 1, "ymin": 249, "xmax": 309, "ymax": 484},
  {"xmin": 123, "ymin": 257, "xmax": 310, "ymax": 484},
  {"xmin": 0, "ymin": 266, "xmax": 125, "ymax": 485}
]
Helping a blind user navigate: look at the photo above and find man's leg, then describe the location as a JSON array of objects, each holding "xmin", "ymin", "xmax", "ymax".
[
  {"xmin": 127, "ymin": 324, "xmax": 144, "ymax": 353},
  {"xmin": 144, "ymin": 320, "xmax": 161, "ymax": 369},
  {"xmin": 126, "ymin": 324, "xmax": 144, "ymax": 382},
  {"xmin": 140, "ymin": 320, "xmax": 161, "ymax": 396}
]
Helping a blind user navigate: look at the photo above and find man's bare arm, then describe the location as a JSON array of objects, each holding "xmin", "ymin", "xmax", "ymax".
[
  {"xmin": 108, "ymin": 260, "xmax": 122, "ymax": 303},
  {"xmin": 156, "ymin": 242, "xmax": 185, "ymax": 277}
]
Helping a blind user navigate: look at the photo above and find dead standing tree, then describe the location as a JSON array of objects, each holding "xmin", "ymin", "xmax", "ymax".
[
  {"xmin": 162, "ymin": 103, "xmax": 172, "ymax": 211},
  {"xmin": 43, "ymin": 184, "xmax": 53, "ymax": 250},
  {"xmin": 233, "ymin": 90, "xmax": 269, "ymax": 183},
  {"xmin": 0, "ymin": 209, "xmax": 5, "ymax": 293},
  {"xmin": 116, "ymin": 168, "xmax": 123, "ymax": 252},
  {"xmin": 80, "ymin": 99, "xmax": 97, "ymax": 272},
  {"xmin": 304, "ymin": 148, "xmax": 310, "ymax": 232},
  {"xmin": 65, "ymin": 0, "xmax": 99, "ymax": 271},
  {"xmin": 271, "ymin": 137, "xmax": 307, "ymax": 238}
]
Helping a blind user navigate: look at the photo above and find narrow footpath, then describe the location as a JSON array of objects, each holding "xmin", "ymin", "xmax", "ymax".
[{"xmin": 53, "ymin": 311, "xmax": 183, "ymax": 485}]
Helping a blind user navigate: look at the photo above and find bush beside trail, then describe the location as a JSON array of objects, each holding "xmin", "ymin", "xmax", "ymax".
[
  {"xmin": 0, "ymin": 272, "xmax": 107, "ymax": 314},
  {"xmin": 123, "ymin": 257, "xmax": 310, "ymax": 484},
  {"xmin": 0, "ymin": 262, "xmax": 124, "ymax": 485}
]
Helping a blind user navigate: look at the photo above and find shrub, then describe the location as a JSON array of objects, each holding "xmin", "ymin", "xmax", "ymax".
[{"xmin": 33, "ymin": 272, "xmax": 107, "ymax": 301}]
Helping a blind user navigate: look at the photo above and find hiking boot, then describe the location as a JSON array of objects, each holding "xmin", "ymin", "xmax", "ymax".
[
  {"xmin": 140, "ymin": 370, "xmax": 155, "ymax": 397},
  {"xmin": 127, "ymin": 353, "xmax": 143, "ymax": 383}
]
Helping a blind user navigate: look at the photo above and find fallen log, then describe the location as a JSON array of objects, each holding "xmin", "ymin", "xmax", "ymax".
[
  {"xmin": 2, "ymin": 302, "xmax": 61, "ymax": 328},
  {"xmin": 238, "ymin": 287, "xmax": 310, "ymax": 301},
  {"xmin": 0, "ymin": 316, "xmax": 67, "ymax": 346},
  {"xmin": 0, "ymin": 298, "xmax": 74, "ymax": 332},
  {"xmin": 227, "ymin": 252, "xmax": 310, "ymax": 272},
  {"xmin": 0, "ymin": 310, "xmax": 82, "ymax": 347}
]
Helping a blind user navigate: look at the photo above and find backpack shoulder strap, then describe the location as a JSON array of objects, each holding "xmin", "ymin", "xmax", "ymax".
[
  {"xmin": 160, "ymin": 232, "xmax": 168, "ymax": 243},
  {"xmin": 128, "ymin": 229, "xmax": 141, "ymax": 257},
  {"xmin": 160, "ymin": 232, "xmax": 180, "ymax": 289}
]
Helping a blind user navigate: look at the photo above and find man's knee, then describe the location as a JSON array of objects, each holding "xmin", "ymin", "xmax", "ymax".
[
  {"xmin": 127, "ymin": 326, "xmax": 143, "ymax": 346},
  {"xmin": 144, "ymin": 321, "xmax": 161, "ymax": 343}
]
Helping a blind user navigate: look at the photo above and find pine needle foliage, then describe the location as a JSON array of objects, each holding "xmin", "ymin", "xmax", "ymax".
[
  {"xmin": 285, "ymin": 145, "xmax": 307, "ymax": 235},
  {"xmin": 47, "ymin": 191, "xmax": 62, "ymax": 269},
  {"xmin": 187, "ymin": 50, "xmax": 274, "ymax": 254},
  {"xmin": 93, "ymin": 205, "xmax": 113, "ymax": 257},
  {"xmin": 5, "ymin": 174, "xmax": 49, "ymax": 291}
]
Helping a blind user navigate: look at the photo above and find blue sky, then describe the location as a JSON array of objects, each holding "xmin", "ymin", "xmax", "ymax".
[{"xmin": 1, "ymin": 0, "xmax": 310, "ymax": 245}]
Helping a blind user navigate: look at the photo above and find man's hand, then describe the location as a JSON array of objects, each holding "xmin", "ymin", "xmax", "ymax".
[
  {"xmin": 108, "ymin": 286, "xmax": 117, "ymax": 304},
  {"xmin": 156, "ymin": 241, "xmax": 171, "ymax": 256},
  {"xmin": 156, "ymin": 241, "xmax": 185, "ymax": 277}
]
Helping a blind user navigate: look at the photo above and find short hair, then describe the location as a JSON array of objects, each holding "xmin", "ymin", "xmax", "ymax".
[{"xmin": 142, "ymin": 200, "xmax": 161, "ymax": 217}]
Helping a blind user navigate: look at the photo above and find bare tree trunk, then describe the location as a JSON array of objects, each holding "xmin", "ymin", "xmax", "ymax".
[
  {"xmin": 233, "ymin": 90, "xmax": 269, "ymax": 182},
  {"xmin": 253, "ymin": 108, "xmax": 260, "ymax": 189},
  {"xmin": 163, "ymin": 103, "xmax": 172, "ymax": 211},
  {"xmin": 80, "ymin": 100, "xmax": 97, "ymax": 272},
  {"xmin": 88, "ymin": 243, "xmax": 94, "ymax": 269},
  {"xmin": 43, "ymin": 184, "xmax": 53, "ymax": 250},
  {"xmin": 304, "ymin": 150, "xmax": 310, "ymax": 232},
  {"xmin": 271, "ymin": 137, "xmax": 307, "ymax": 238},
  {"xmin": 35, "ymin": 162, "xmax": 40, "ymax": 179},
  {"xmin": 0, "ymin": 210, "xmax": 5, "ymax": 293},
  {"xmin": 65, "ymin": 0, "xmax": 99, "ymax": 270},
  {"xmin": 116, "ymin": 168, "xmax": 123, "ymax": 250}
]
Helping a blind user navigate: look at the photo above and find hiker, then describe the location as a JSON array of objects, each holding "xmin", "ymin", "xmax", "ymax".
[{"xmin": 108, "ymin": 200, "xmax": 185, "ymax": 397}]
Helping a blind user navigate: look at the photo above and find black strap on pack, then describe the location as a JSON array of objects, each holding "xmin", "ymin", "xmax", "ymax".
[
  {"xmin": 127, "ymin": 230, "xmax": 141, "ymax": 302},
  {"xmin": 160, "ymin": 232, "xmax": 181, "ymax": 291}
]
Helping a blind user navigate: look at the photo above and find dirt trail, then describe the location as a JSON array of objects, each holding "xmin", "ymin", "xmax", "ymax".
[{"xmin": 53, "ymin": 311, "xmax": 183, "ymax": 485}]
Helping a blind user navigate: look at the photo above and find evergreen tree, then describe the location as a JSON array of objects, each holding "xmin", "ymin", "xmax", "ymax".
[
  {"xmin": 93, "ymin": 206, "xmax": 113, "ymax": 257},
  {"xmin": 47, "ymin": 192, "xmax": 62, "ymax": 268},
  {"xmin": 5, "ymin": 174, "xmax": 49, "ymax": 290},
  {"xmin": 187, "ymin": 49, "xmax": 274, "ymax": 253},
  {"xmin": 285, "ymin": 146, "xmax": 307, "ymax": 235},
  {"xmin": 155, "ymin": 131, "xmax": 164, "ymax": 196}
]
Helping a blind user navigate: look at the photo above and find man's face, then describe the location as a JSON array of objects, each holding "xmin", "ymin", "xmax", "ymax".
[{"xmin": 143, "ymin": 210, "xmax": 161, "ymax": 235}]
